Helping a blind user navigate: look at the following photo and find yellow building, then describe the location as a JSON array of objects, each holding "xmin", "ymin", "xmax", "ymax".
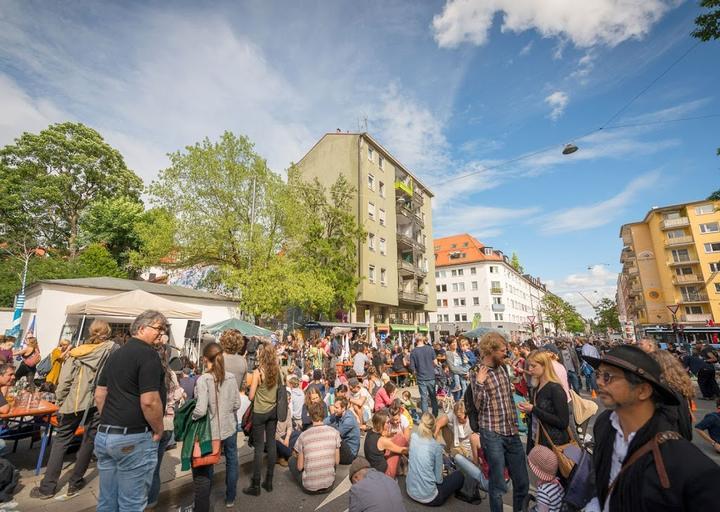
[
  {"xmin": 619, "ymin": 199, "xmax": 720, "ymax": 330},
  {"xmin": 295, "ymin": 132, "xmax": 436, "ymax": 333}
]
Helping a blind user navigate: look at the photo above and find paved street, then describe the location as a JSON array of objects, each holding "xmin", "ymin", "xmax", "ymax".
[{"xmin": 6, "ymin": 387, "xmax": 719, "ymax": 512}]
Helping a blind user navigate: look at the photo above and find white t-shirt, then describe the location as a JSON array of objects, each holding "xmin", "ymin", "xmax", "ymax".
[{"xmin": 448, "ymin": 411, "xmax": 473, "ymax": 453}]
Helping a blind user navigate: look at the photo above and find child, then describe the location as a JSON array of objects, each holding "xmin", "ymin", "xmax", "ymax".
[
  {"xmin": 528, "ymin": 445, "xmax": 564, "ymax": 512},
  {"xmin": 287, "ymin": 374, "xmax": 305, "ymax": 431},
  {"xmin": 401, "ymin": 390, "xmax": 420, "ymax": 423}
]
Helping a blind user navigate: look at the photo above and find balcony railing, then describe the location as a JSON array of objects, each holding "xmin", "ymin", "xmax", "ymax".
[
  {"xmin": 665, "ymin": 235, "xmax": 694, "ymax": 247},
  {"xmin": 394, "ymin": 180, "xmax": 413, "ymax": 197},
  {"xmin": 398, "ymin": 289, "xmax": 428, "ymax": 304},
  {"xmin": 491, "ymin": 303, "xmax": 505, "ymax": 312},
  {"xmin": 397, "ymin": 259, "xmax": 426, "ymax": 276},
  {"xmin": 673, "ymin": 274, "xmax": 703, "ymax": 285},
  {"xmin": 413, "ymin": 192, "xmax": 424, "ymax": 206},
  {"xmin": 397, "ymin": 233, "xmax": 415, "ymax": 248},
  {"xmin": 679, "ymin": 292, "xmax": 709, "ymax": 303},
  {"xmin": 661, "ymin": 217, "xmax": 690, "ymax": 230},
  {"xmin": 490, "ymin": 287, "xmax": 503, "ymax": 295},
  {"xmin": 668, "ymin": 258, "xmax": 700, "ymax": 266},
  {"xmin": 681, "ymin": 313, "xmax": 712, "ymax": 323},
  {"xmin": 627, "ymin": 265, "xmax": 639, "ymax": 275}
]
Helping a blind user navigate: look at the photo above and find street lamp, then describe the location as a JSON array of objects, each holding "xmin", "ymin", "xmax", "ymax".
[{"xmin": 562, "ymin": 143, "xmax": 579, "ymax": 155}]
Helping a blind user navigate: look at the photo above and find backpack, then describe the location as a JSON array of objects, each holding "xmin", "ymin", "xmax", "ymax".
[
  {"xmin": 559, "ymin": 444, "xmax": 595, "ymax": 511},
  {"xmin": 35, "ymin": 354, "xmax": 53, "ymax": 379},
  {"xmin": 464, "ymin": 377, "xmax": 480, "ymax": 433},
  {"xmin": 0, "ymin": 458, "xmax": 19, "ymax": 503},
  {"xmin": 276, "ymin": 381, "xmax": 288, "ymax": 422}
]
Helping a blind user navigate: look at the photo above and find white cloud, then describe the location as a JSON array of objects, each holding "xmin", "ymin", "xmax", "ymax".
[
  {"xmin": 432, "ymin": 0, "xmax": 678, "ymax": 49},
  {"xmin": 539, "ymin": 170, "xmax": 661, "ymax": 234},
  {"xmin": 545, "ymin": 91, "xmax": 569, "ymax": 120},
  {"xmin": 550, "ymin": 264, "xmax": 619, "ymax": 318},
  {"xmin": 434, "ymin": 204, "xmax": 540, "ymax": 239},
  {"xmin": 570, "ymin": 51, "xmax": 596, "ymax": 82},
  {"xmin": 519, "ymin": 41, "xmax": 534, "ymax": 56}
]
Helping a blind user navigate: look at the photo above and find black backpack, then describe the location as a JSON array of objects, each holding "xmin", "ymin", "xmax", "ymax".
[
  {"xmin": 464, "ymin": 376, "xmax": 480, "ymax": 433},
  {"xmin": 0, "ymin": 458, "xmax": 18, "ymax": 503},
  {"xmin": 276, "ymin": 379, "xmax": 288, "ymax": 422}
]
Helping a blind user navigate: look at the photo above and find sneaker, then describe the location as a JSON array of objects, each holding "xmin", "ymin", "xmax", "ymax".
[
  {"xmin": 67, "ymin": 479, "xmax": 86, "ymax": 497},
  {"xmin": 225, "ymin": 501, "xmax": 234, "ymax": 509},
  {"xmin": 276, "ymin": 458, "xmax": 288, "ymax": 467},
  {"xmin": 29, "ymin": 488, "xmax": 54, "ymax": 500}
]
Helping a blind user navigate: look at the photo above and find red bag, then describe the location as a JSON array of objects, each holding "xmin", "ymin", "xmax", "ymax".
[
  {"xmin": 23, "ymin": 349, "xmax": 41, "ymax": 368},
  {"xmin": 191, "ymin": 380, "xmax": 223, "ymax": 468}
]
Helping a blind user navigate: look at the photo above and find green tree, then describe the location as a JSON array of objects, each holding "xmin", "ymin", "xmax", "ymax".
[
  {"xmin": 0, "ymin": 122, "xmax": 143, "ymax": 256},
  {"xmin": 80, "ymin": 196, "xmax": 145, "ymax": 268},
  {"xmin": 594, "ymin": 297, "xmax": 621, "ymax": 332},
  {"xmin": 128, "ymin": 208, "xmax": 177, "ymax": 270},
  {"xmin": 540, "ymin": 294, "xmax": 568, "ymax": 333},
  {"xmin": 74, "ymin": 243, "xmax": 126, "ymax": 278},
  {"xmin": 510, "ymin": 252, "xmax": 524, "ymax": 273},
  {"xmin": 692, "ymin": 0, "xmax": 720, "ymax": 41}
]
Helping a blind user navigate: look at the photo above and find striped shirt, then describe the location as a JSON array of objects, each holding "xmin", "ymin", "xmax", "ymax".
[
  {"xmin": 295, "ymin": 424, "xmax": 341, "ymax": 491},
  {"xmin": 536, "ymin": 480, "xmax": 564, "ymax": 511},
  {"xmin": 471, "ymin": 365, "xmax": 518, "ymax": 436}
]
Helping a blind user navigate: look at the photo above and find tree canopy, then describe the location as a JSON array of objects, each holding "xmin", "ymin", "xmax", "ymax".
[
  {"xmin": 540, "ymin": 294, "xmax": 586, "ymax": 334},
  {"xmin": 593, "ymin": 297, "xmax": 621, "ymax": 333},
  {"xmin": 692, "ymin": 0, "xmax": 720, "ymax": 41}
]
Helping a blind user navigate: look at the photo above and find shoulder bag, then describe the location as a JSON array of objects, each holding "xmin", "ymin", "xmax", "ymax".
[
  {"xmin": 192, "ymin": 379, "xmax": 222, "ymax": 468},
  {"xmin": 536, "ymin": 420, "xmax": 579, "ymax": 478}
]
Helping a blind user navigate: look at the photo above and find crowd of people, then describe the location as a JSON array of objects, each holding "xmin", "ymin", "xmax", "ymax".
[{"xmin": 2, "ymin": 317, "xmax": 720, "ymax": 511}]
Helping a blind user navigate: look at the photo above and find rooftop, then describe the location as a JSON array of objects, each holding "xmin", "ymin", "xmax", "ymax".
[
  {"xmin": 433, "ymin": 233, "xmax": 503, "ymax": 267},
  {"xmin": 26, "ymin": 277, "xmax": 238, "ymax": 303},
  {"xmin": 619, "ymin": 198, "xmax": 719, "ymax": 234}
]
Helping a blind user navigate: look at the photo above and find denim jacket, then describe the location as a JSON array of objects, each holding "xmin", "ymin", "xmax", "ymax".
[{"xmin": 323, "ymin": 410, "xmax": 360, "ymax": 456}]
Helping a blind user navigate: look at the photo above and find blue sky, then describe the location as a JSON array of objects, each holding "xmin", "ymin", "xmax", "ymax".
[{"xmin": 1, "ymin": 0, "xmax": 719, "ymax": 317}]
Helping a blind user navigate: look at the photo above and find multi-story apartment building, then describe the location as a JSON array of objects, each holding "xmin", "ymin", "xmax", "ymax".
[
  {"xmin": 430, "ymin": 234, "xmax": 550, "ymax": 340},
  {"xmin": 618, "ymin": 199, "xmax": 720, "ymax": 332},
  {"xmin": 295, "ymin": 132, "xmax": 436, "ymax": 333}
]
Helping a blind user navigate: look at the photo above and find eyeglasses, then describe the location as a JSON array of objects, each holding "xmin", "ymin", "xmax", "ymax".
[
  {"xmin": 146, "ymin": 325, "xmax": 167, "ymax": 335},
  {"xmin": 597, "ymin": 371, "xmax": 623, "ymax": 385}
]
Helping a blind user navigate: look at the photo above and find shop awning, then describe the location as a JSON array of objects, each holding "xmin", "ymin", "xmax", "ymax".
[
  {"xmin": 417, "ymin": 326, "xmax": 428, "ymax": 332},
  {"xmin": 390, "ymin": 324, "xmax": 416, "ymax": 332}
]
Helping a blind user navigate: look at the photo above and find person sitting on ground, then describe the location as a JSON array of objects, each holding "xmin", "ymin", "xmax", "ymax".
[
  {"xmin": 290, "ymin": 400, "xmax": 341, "ymax": 494},
  {"xmin": 276, "ymin": 388, "xmax": 296, "ymax": 467},
  {"xmin": 324, "ymin": 396, "xmax": 360, "ymax": 464},
  {"xmin": 406, "ymin": 412, "xmax": 465, "ymax": 506},
  {"xmin": 435, "ymin": 400, "xmax": 480, "ymax": 464},
  {"xmin": 374, "ymin": 380, "xmax": 396, "ymax": 412},
  {"xmin": 527, "ymin": 445, "xmax": 564, "ymax": 512},
  {"xmin": 695, "ymin": 398, "xmax": 720, "ymax": 453},
  {"xmin": 287, "ymin": 374, "xmax": 305, "ymax": 430},
  {"xmin": 348, "ymin": 377, "xmax": 374, "ymax": 428},
  {"xmin": 364, "ymin": 366, "xmax": 383, "ymax": 397},
  {"xmin": 307, "ymin": 369, "xmax": 326, "ymax": 399},
  {"xmin": 401, "ymin": 390, "xmax": 420, "ymax": 423},
  {"xmin": 301, "ymin": 386, "xmax": 328, "ymax": 431},
  {"xmin": 349, "ymin": 457, "xmax": 407, "ymax": 512},
  {"xmin": 179, "ymin": 366, "xmax": 197, "ymax": 400},
  {"xmin": 364, "ymin": 410, "xmax": 409, "ymax": 479},
  {"xmin": 386, "ymin": 400, "xmax": 412, "ymax": 442}
]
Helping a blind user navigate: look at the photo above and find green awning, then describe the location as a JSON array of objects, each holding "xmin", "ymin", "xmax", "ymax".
[
  {"xmin": 391, "ymin": 324, "xmax": 416, "ymax": 332},
  {"xmin": 417, "ymin": 326, "xmax": 428, "ymax": 332},
  {"xmin": 203, "ymin": 318, "xmax": 273, "ymax": 337}
]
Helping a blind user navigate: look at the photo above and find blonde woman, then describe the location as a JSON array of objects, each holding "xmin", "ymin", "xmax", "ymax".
[
  {"xmin": 652, "ymin": 350, "xmax": 694, "ymax": 440},
  {"xmin": 13, "ymin": 336, "xmax": 40, "ymax": 391},
  {"xmin": 406, "ymin": 412, "xmax": 465, "ymax": 506},
  {"xmin": 517, "ymin": 350, "xmax": 570, "ymax": 454},
  {"xmin": 45, "ymin": 339, "xmax": 72, "ymax": 387}
]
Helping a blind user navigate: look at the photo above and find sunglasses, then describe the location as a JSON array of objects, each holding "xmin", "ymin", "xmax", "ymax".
[{"xmin": 597, "ymin": 371, "xmax": 624, "ymax": 385}]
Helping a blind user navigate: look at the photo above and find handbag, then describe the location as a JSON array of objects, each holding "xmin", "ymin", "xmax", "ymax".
[
  {"xmin": 536, "ymin": 420, "xmax": 578, "ymax": 478},
  {"xmin": 192, "ymin": 380, "xmax": 222, "ymax": 468},
  {"xmin": 241, "ymin": 401, "xmax": 254, "ymax": 437},
  {"xmin": 23, "ymin": 349, "xmax": 41, "ymax": 368}
]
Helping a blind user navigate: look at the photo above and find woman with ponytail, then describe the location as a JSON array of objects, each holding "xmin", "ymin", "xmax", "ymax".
[
  {"xmin": 243, "ymin": 341, "xmax": 280, "ymax": 496},
  {"xmin": 191, "ymin": 342, "xmax": 241, "ymax": 511}
]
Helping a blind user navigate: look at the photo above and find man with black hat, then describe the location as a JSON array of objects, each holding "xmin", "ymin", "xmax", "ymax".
[
  {"xmin": 583, "ymin": 345, "xmax": 720, "ymax": 511},
  {"xmin": 348, "ymin": 456, "xmax": 406, "ymax": 512}
]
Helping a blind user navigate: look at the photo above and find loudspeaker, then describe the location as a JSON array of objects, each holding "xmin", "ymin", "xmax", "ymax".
[{"xmin": 184, "ymin": 320, "xmax": 200, "ymax": 340}]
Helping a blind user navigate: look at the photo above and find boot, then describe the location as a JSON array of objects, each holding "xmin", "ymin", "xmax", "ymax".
[
  {"xmin": 242, "ymin": 481, "xmax": 261, "ymax": 496},
  {"xmin": 262, "ymin": 474, "xmax": 273, "ymax": 493}
]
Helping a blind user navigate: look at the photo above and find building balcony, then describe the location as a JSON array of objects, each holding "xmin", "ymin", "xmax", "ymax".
[
  {"xmin": 627, "ymin": 265, "xmax": 639, "ymax": 275},
  {"xmin": 396, "ymin": 233, "xmax": 415, "ymax": 250},
  {"xmin": 397, "ymin": 259, "xmax": 427, "ymax": 277},
  {"xmin": 394, "ymin": 180, "xmax": 413, "ymax": 197},
  {"xmin": 665, "ymin": 235, "xmax": 694, "ymax": 247},
  {"xmin": 679, "ymin": 292, "xmax": 709, "ymax": 303},
  {"xmin": 628, "ymin": 284, "xmax": 642, "ymax": 296},
  {"xmin": 661, "ymin": 217, "xmax": 690, "ymax": 230},
  {"xmin": 413, "ymin": 192, "xmax": 424, "ymax": 206},
  {"xmin": 673, "ymin": 274, "xmax": 703, "ymax": 285},
  {"xmin": 398, "ymin": 288, "xmax": 428, "ymax": 305},
  {"xmin": 491, "ymin": 303, "xmax": 505, "ymax": 312},
  {"xmin": 681, "ymin": 313, "xmax": 712, "ymax": 323},
  {"xmin": 490, "ymin": 287, "xmax": 503, "ymax": 295},
  {"xmin": 667, "ymin": 258, "xmax": 700, "ymax": 266}
]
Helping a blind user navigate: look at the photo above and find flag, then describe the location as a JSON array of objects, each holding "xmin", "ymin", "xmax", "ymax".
[
  {"xmin": 5, "ymin": 293, "xmax": 25, "ymax": 344},
  {"xmin": 471, "ymin": 313, "xmax": 482, "ymax": 330}
]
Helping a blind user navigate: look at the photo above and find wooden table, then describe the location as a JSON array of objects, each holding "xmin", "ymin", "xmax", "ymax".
[
  {"xmin": 1, "ymin": 400, "xmax": 59, "ymax": 475},
  {"xmin": 335, "ymin": 361, "xmax": 353, "ymax": 377}
]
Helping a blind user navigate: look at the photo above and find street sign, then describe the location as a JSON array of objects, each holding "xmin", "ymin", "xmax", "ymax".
[
  {"xmin": 527, "ymin": 316, "xmax": 536, "ymax": 324},
  {"xmin": 666, "ymin": 305, "xmax": 680, "ymax": 315}
]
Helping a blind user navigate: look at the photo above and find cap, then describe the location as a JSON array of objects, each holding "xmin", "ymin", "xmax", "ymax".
[{"xmin": 349, "ymin": 457, "xmax": 370, "ymax": 480}]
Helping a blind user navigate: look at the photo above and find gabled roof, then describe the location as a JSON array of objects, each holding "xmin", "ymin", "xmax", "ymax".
[
  {"xmin": 27, "ymin": 277, "xmax": 237, "ymax": 303},
  {"xmin": 433, "ymin": 234, "xmax": 503, "ymax": 267}
]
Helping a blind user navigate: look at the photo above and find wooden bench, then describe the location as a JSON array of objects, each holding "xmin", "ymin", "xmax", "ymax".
[{"xmin": 388, "ymin": 370, "xmax": 410, "ymax": 387}]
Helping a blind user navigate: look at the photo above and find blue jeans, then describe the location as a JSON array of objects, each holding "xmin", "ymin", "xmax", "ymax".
[
  {"xmin": 94, "ymin": 430, "xmax": 158, "ymax": 512},
  {"xmin": 567, "ymin": 370, "xmax": 581, "ymax": 394},
  {"xmin": 223, "ymin": 433, "xmax": 238, "ymax": 503},
  {"xmin": 148, "ymin": 430, "xmax": 173, "ymax": 505},
  {"xmin": 454, "ymin": 453, "xmax": 489, "ymax": 493},
  {"xmin": 479, "ymin": 429, "xmax": 529, "ymax": 512},
  {"xmin": 417, "ymin": 379, "xmax": 438, "ymax": 416},
  {"xmin": 584, "ymin": 370, "xmax": 598, "ymax": 392}
]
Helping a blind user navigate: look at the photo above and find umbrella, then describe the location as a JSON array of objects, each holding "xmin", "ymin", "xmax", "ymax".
[
  {"xmin": 203, "ymin": 318, "xmax": 272, "ymax": 337},
  {"xmin": 461, "ymin": 326, "xmax": 509, "ymax": 340}
]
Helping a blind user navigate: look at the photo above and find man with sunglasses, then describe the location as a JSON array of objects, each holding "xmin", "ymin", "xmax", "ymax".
[
  {"xmin": 93, "ymin": 310, "xmax": 169, "ymax": 512},
  {"xmin": 583, "ymin": 345, "xmax": 719, "ymax": 512}
]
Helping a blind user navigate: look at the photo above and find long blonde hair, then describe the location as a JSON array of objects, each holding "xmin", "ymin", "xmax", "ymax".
[
  {"xmin": 418, "ymin": 412, "xmax": 436, "ymax": 439},
  {"xmin": 527, "ymin": 350, "xmax": 561, "ymax": 386}
]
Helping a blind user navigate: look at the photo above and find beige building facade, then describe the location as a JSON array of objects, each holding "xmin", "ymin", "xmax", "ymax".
[{"xmin": 295, "ymin": 132, "xmax": 436, "ymax": 332}]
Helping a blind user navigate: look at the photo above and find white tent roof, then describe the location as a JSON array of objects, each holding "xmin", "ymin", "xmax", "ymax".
[{"xmin": 65, "ymin": 289, "xmax": 202, "ymax": 319}]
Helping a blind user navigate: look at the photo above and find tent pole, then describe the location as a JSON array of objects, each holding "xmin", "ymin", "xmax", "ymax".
[{"xmin": 75, "ymin": 315, "xmax": 86, "ymax": 347}]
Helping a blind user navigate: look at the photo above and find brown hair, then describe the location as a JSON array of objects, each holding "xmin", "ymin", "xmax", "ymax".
[
  {"xmin": 88, "ymin": 320, "xmax": 112, "ymax": 344},
  {"xmin": 335, "ymin": 396, "xmax": 349, "ymax": 410},
  {"xmin": 371, "ymin": 410, "xmax": 389, "ymax": 433},
  {"xmin": 652, "ymin": 350, "xmax": 694, "ymax": 400},
  {"xmin": 383, "ymin": 380, "xmax": 396, "ymax": 395},
  {"xmin": 203, "ymin": 342, "xmax": 225, "ymax": 387},
  {"xmin": 479, "ymin": 332, "xmax": 506, "ymax": 357},
  {"xmin": 308, "ymin": 400, "xmax": 325, "ymax": 422},
  {"xmin": 304, "ymin": 386, "xmax": 322, "ymax": 407},
  {"xmin": 219, "ymin": 329, "xmax": 244, "ymax": 355},
  {"xmin": 258, "ymin": 342, "xmax": 279, "ymax": 388}
]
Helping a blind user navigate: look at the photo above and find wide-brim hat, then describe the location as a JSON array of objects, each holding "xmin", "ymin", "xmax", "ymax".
[
  {"xmin": 528, "ymin": 445, "xmax": 558, "ymax": 482},
  {"xmin": 582, "ymin": 345, "xmax": 679, "ymax": 406}
]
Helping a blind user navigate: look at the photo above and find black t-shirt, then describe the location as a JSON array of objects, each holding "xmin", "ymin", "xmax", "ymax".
[{"xmin": 98, "ymin": 338, "xmax": 166, "ymax": 429}]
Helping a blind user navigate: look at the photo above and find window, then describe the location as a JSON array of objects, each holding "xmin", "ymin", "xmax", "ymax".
[
  {"xmin": 380, "ymin": 268, "xmax": 386, "ymax": 285},
  {"xmin": 711, "ymin": 263, "xmax": 720, "ymax": 272},
  {"xmin": 473, "ymin": 297, "xmax": 479, "ymax": 305},
  {"xmin": 471, "ymin": 281, "xmax": 478, "ymax": 291},
  {"xmin": 442, "ymin": 314, "xmax": 449, "ymax": 322},
  {"xmin": 452, "ymin": 283, "xmax": 459, "ymax": 292},
  {"xmin": 696, "ymin": 204, "xmax": 714, "ymax": 215},
  {"xmin": 368, "ymin": 146, "xmax": 374, "ymax": 161},
  {"xmin": 494, "ymin": 313, "xmax": 503, "ymax": 321},
  {"xmin": 667, "ymin": 229, "xmax": 685, "ymax": 239},
  {"xmin": 442, "ymin": 299, "xmax": 448, "ymax": 307},
  {"xmin": 368, "ymin": 173, "xmax": 375, "ymax": 191},
  {"xmin": 440, "ymin": 270, "xmax": 446, "ymax": 278},
  {"xmin": 672, "ymin": 249, "xmax": 690, "ymax": 262},
  {"xmin": 368, "ymin": 202, "xmax": 375, "ymax": 220},
  {"xmin": 493, "ymin": 297, "xmax": 502, "ymax": 304},
  {"xmin": 458, "ymin": 269, "xmax": 464, "ymax": 276},
  {"xmin": 368, "ymin": 265, "xmax": 375, "ymax": 283},
  {"xmin": 700, "ymin": 222, "xmax": 719, "ymax": 233},
  {"xmin": 453, "ymin": 298, "xmax": 459, "ymax": 306},
  {"xmin": 451, "ymin": 269, "xmax": 457, "ymax": 277},
  {"xmin": 455, "ymin": 314, "xmax": 461, "ymax": 321},
  {"xmin": 379, "ymin": 237, "xmax": 386, "ymax": 255},
  {"xmin": 491, "ymin": 280, "xmax": 501, "ymax": 289},
  {"xmin": 437, "ymin": 299, "xmax": 442, "ymax": 307},
  {"xmin": 490, "ymin": 266, "xmax": 498, "ymax": 273},
  {"xmin": 715, "ymin": 283, "xmax": 720, "ymax": 293},
  {"xmin": 459, "ymin": 298, "xmax": 466, "ymax": 306},
  {"xmin": 686, "ymin": 306, "xmax": 702, "ymax": 314},
  {"xmin": 459, "ymin": 283, "xmax": 465, "ymax": 292},
  {"xmin": 379, "ymin": 181, "xmax": 385, "ymax": 197},
  {"xmin": 704, "ymin": 243, "xmax": 720, "ymax": 253},
  {"xmin": 379, "ymin": 209, "xmax": 386, "ymax": 226},
  {"xmin": 441, "ymin": 284, "xmax": 447, "ymax": 292},
  {"xmin": 435, "ymin": 271, "xmax": 440, "ymax": 278},
  {"xmin": 461, "ymin": 314, "xmax": 467, "ymax": 322},
  {"xmin": 470, "ymin": 267, "xmax": 477, "ymax": 275},
  {"xmin": 675, "ymin": 267, "xmax": 693, "ymax": 275},
  {"xmin": 378, "ymin": 155, "xmax": 384, "ymax": 169},
  {"xmin": 368, "ymin": 233, "xmax": 375, "ymax": 250},
  {"xmin": 436, "ymin": 285, "xmax": 441, "ymax": 292}
]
